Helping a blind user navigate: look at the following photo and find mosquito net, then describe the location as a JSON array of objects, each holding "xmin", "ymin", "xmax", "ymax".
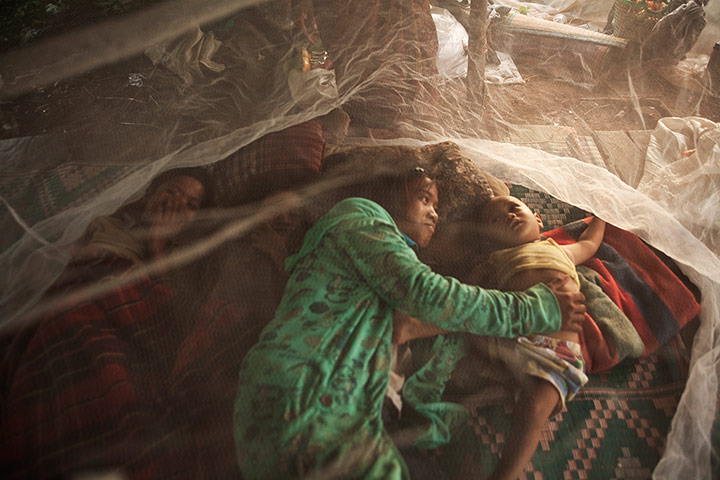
[{"xmin": 0, "ymin": 0, "xmax": 719, "ymax": 478}]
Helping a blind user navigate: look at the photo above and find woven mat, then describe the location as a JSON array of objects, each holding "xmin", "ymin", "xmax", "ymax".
[
  {"xmin": 0, "ymin": 164, "xmax": 139, "ymax": 251},
  {"xmin": 510, "ymin": 184, "xmax": 587, "ymax": 231},
  {"xmin": 434, "ymin": 335, "xmax": 691, "ymax": 479}
]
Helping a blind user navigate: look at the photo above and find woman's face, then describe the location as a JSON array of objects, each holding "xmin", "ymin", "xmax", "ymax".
[
  {"xmin": 396, "ymin": 177, "xmax": 439, "ymax": 249},
  {"xmin": 143, "ymin": 175, "xmax": 206, "ymax": 231}
]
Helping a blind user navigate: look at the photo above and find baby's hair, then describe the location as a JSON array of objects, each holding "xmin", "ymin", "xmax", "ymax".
[{"xmin": 471, "ymin": 195, "xmax": 494, "ymax": 224}]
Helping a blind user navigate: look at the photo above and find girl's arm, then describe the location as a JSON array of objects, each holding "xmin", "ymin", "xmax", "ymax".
[
  {"xmin": 392, "ymin": 311, "xmax": 447, "ymax": 344},
  {"xmin": 562, "ymin": 217, "xmax": 606, "ymax": 265},
  {"xmin": 333, "ymin": 203, "xmax": 568, "ymax": 338}
]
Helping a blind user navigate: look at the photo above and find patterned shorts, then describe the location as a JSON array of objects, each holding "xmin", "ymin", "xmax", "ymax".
[{"xmin": 487, "ymin": 334, "xmax": 588, "ymax": 415}]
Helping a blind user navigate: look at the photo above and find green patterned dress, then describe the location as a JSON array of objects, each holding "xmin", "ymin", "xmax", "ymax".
[{"xmin": 233, "ymin": 197, "xmax": 561, "ymax": 479}]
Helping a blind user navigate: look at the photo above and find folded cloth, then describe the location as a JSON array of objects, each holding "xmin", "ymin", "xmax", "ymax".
[
  {"xmin": 576, "ymin": 265, "xmax": 644, "ymax": 372},
  {"xmin": 545, "ymin": 220, "xmax": 701, "ymax": 371},
  {"xmin": 402, "ymin": 221, "xmax": 701, "ymax": 450}
]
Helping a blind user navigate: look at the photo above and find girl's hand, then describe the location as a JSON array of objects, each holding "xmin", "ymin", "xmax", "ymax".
[{"xmin": 546, "ymin": 275, "xmax": 586, "ymax": 332}]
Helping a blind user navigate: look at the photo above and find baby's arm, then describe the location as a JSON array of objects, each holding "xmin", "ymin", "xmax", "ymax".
[{"xmin": 562, "ymin": 217, "xmax": 606, "ymax": 265}]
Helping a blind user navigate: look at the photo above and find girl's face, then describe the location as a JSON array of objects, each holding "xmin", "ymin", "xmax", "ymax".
[
  {"xmin": 396, "ymin": 177, "xmax": 439, "ymax": 249},
  {"xmin": 479, "ymin": 195, "xmax": 543, "ymax": 249}
]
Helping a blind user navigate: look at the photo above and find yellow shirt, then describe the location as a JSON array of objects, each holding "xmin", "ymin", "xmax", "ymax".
[{"xmin": 489, "ymin": 237, "xmax": 579, "ymax": 290}]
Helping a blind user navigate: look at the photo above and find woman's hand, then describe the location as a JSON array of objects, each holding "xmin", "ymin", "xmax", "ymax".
[
  {"xmin": 148, "ymin": 194, "xmax": 187, "ymax": 257},
  {"xmin": 546, "ymin": 275, "xmax": 586, "ymax": 332}
]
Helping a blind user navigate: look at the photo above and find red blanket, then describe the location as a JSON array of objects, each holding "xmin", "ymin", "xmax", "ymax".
[
  {"xmin": 0, "ymin": 253, "xmax": 263, "ymax": 479},
  {"xmin": 545, "ymin": 220, "xmax": 701, "ymax": 373}
]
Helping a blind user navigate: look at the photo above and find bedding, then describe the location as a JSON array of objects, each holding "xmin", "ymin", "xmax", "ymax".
[
  {"xmin": 545, "ymin": 219, "xmax": 700, "ymax": 373},
  {"xmin": 211, "ymin": 118, "xmax": 326, "ymax": 205},
  {"xmin": 393, "ymin": 198, "xmax": 701, "ymax": 479},
  {"xmin": 399, "ymin": 206, "xmax": 700, "ymax": 449},
  {"xmin": 0, "ymin": 250, "xmax": 253, "ymax": 479},
  {"xmin": 0, "ymin": 139, "xmax": 703, "ymax": 479}
]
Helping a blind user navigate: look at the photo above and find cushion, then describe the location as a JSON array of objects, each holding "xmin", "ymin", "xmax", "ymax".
[
  {"xmin": 321, "ymin": 141, "xmax": 499, "ymax": 277},
  {"xmin": 323, "ymin": 141, "xmax": 495, "ymax": 223},
  {"xmin": 416, "ymin": 141, "xmax": 495, "ymax": 223},
  {"xmin": 211, "ymin": 119, "xmax": 325, "ymax": 205}
]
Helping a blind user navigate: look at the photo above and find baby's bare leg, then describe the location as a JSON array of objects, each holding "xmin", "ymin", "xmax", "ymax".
[{"xmin": 488, "ymin": 378, "xmax": 561, "ymax": 480}]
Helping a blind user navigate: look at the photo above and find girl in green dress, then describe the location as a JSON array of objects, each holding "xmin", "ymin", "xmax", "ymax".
[{"xmin": 234, "ymin": 167, "xmax": 586, "ymax": 479}]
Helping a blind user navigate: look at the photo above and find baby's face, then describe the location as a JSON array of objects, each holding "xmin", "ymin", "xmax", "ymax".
[{"xmin": 479, "ymin": 196, "xmax": 543, "ymax": 249}]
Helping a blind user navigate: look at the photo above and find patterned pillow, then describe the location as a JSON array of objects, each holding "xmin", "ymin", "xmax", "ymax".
[
  {"xmin": 211, "ymin": 119, "xmax": 325, "ymax": 206},
  {"xmin": 416, "ymin": 141, "xmax": 495, "ymax": 223},
  {"xmin": 320, "ymin": 141, "xmax": 498, "ymax": 278},
  {"xmin": 322, "ymin": 141, "xmax": 495, "ymax": 224}
]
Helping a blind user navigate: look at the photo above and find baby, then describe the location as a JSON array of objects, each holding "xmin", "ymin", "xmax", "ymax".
[
  {"xmin": 391, "ymin": 194, "xmax": 605, "ymax": 480},
  {"xmin": 473, "ymin": 195, "xmax": 605, "ymax": 480}
]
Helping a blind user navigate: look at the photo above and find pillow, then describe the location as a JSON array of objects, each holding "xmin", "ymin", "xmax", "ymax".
[
  {"xmin": 323, "ymin": 141, "xmax": 495, "ymax": 222},
  {"xmin": 211, "ymin": 119, "xmax": 325, "ymax": 206},
  {"xmin": 416, "ymin": 141, "xmax": 496, "ymax": 223},
  {"xmin": 321, "ymin": 141, "xmax": 499, "ymax": 277}
]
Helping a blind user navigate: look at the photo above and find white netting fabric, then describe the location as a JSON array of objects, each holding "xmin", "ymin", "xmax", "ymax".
[{"xmin": 0, "ymin": 0, "xmax": 719, "ymax": 478}]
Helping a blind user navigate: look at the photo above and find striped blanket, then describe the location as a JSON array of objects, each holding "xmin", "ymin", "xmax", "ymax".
[
  {"xmin": 0, "ymin": 252, "xmax": 260, "ymax": 479},
  {"xmin": 545, "ymin": 219, "xmax": 701, "ymax": 373}
]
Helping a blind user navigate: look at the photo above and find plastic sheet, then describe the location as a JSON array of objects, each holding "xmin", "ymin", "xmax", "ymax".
[
  {"xmin": 432, "ymin": 6, "xmax": 469, "ymax": 78},
  {"xmin": 0, "ymin": 0, "xmax": 718, "ymax": 478}
]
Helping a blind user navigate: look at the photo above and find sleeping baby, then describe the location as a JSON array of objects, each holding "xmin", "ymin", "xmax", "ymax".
[{"xmin": 392, "ymin": 194, "xmax": 607, "ymax": 480}]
